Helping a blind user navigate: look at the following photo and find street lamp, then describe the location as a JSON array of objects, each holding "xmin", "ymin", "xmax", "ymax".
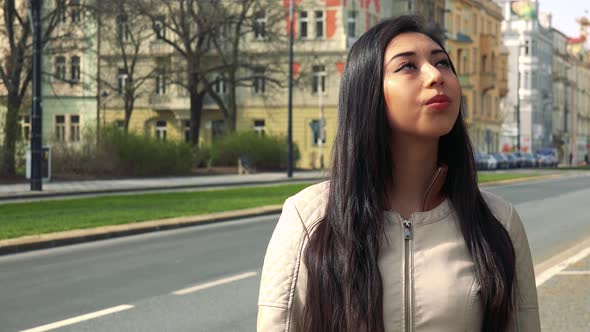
[{"xmin": 287, "ymin": 0, "xmax": 294, "ymax": 178}]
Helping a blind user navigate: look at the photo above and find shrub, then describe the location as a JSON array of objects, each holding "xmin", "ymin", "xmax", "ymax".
[
  {"xmin": 51, "ymin": 125, "xmax": 195, "ymax": 177},
  {"xmin": 209, "ymin": 131, "xmax": 300, "ymax": 170}
]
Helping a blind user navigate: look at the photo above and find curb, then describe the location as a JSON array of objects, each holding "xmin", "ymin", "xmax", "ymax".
[
  {"xmin": 0, "ymin": 205, "xmax": 283, "ymax": 256},
  {"xmin": 0, "ymin": 173, "xmax": 569, "ymax": 256},
  {"xmin": 479, "ymin": 173, "xmax": 565, "ymax": 186},
  {"xmin": 0, "ymin": 177, "xmax": 328, "ymax": 202}
]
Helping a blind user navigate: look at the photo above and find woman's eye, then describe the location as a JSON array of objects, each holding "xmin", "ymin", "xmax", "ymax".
[
  {"xmin": 394, "ymin": 62, "xmax": 416, "ymax": 72},
  {"xmin": 436, "ymin": 59, "xmax": 451, "ymax": 68}
]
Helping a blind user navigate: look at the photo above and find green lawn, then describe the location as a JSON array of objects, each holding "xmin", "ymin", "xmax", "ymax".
[
  {"xmin": 0, "ymin": 172, "xmax": 546, "ymax": 240},
  {"xmin": 478, "ymin": 173, "xmax": 541, "ymax": 183}
]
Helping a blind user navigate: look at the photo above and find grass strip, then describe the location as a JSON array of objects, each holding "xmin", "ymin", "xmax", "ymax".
[{"xmin": 0, "ymin": 172, "xmax": 545, "ymax": 240}]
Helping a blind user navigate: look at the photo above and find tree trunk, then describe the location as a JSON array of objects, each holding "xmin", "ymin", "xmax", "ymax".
[
  {"xmin": 124, "ymin": 96, "xmax": 133, "ymax": 134},
  {"xmin": 1, "ymin": 95, "xmax": 21, "ymax": 176},
  {"xmin": 228, "ymin": 72, "xmax": 237, "ymax": 132},
  {"xmin": 190, "ymin": 88, "xmax": 203, "ymax": 146}
]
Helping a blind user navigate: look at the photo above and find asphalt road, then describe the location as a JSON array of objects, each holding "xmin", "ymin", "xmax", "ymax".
[{"xmin": 1, "ymin": 174, "xmax": 589, "ymax": 332}]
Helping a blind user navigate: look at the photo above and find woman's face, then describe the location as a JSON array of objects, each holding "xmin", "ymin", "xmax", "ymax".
[{"xmin": 382, "ymin": 32, "xmax": 461, "ymax": 139}]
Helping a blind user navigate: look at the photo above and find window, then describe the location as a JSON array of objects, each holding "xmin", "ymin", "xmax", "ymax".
[
  {"xmin": 19, "ymin": 116, "xmax": 31, "ymax": 141},
  {"xmin": 153, "ymin": 16, "xmax": 166, "ymax": 39},
  {"xmin": 473, "ymin": 14, "xmax": 478, "ymax": 34},
  {"xmin": 457, "ymin": 49, "xmax": 463, "ymax": 73},
  {"xmin": 115, "ymin": 120, "xmax": 125, "ymax": 129},
  {"xmin": 212, "ymin": 120, "xmax": 225, "ymax": 141},
  {"xmin": 481, "ymin": 55, "xmax": 487, "ymax": 73},
  {"xmin": 184, "ymin": 120, "xmax": 191, "ymax": 143},
  {"xmin": 309, "ymin": 119, "xmax": 326, "ymax": 146},
  {"xmin": 55, "ymin": 115, "xmax": 66, "ymax": 142},
  {"xmin": 300, "ymin": 11, "xmax": 308, "ymax": 38},
  {"xmin": 472, "ymin": 48, "xmax": 477, "ymax": 73},
  {"xmin": 118, "ymin": 68, "xmax": 127, "ymax": 95},
  {"xmin": 524, "ymin": 40, "xmax": 529, "ymax": 55},
  {"xmin": 347, "ymin": 11, "xmax": 356, "ymax": 38},
  {"xmin": 491, "ymin": 53, "xmax": 496, "ymax": 72},
  {"xmin": 213, "ymin": 75, "xmax": 226, "ymax": 94},
  {"xmin": 253, "ymin": 67, "xmax": 266, "ymax": 94},
  {"xmin": 70, "ymin": 56, "xmax": 80, "ymax": 82},
  {"xmin": 253, "ymin": 119, "xmax": 265, "ymax": 137},
  {"xmin": 155, "ymin": 120, "xmax": 167, "ymax": 141},
  {"xmin": 55, "ymin": 56, "xmax": 66, "ymax": 80},
  {"xmin": 71, "ymin": 0, "xmax": 81, "ymax": 23},
  {"xmin": 254, "ymin": 11, "xmax": 266, "ymax": 40},
  {"xmin": 315, "ymin": 11, "xmax": 324, "ymax": 39},
  {"xmin": 312, "ymin": 65, "xmax": 326, "ymax": 94},
  {"xmin": 117, "ymin": 15, "xmax": 130, "ymax": 42},
  {"xmin": 56, "ymin": 0, "xmax": 67, "ymax": 23},
  {"xmin": 70, "ymin": 115, "xmax": 80, "ymax": 142},
  {"xmin": 155, "ymin": 71, "xmax": 166, "ymax": 95}
]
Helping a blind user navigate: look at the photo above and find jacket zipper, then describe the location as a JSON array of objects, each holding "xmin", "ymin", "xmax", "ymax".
[{"xmin": 402, "ymin": 216, "xmax": 414, "ymax": 332}]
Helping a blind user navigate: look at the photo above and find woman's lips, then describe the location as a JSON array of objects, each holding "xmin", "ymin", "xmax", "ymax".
[{"xmin": 425, "ymin": 94, "xmax": 451, "ymax": 110}]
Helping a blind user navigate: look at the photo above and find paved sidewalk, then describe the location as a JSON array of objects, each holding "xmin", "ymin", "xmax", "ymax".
[
  {"xmin": 0, "ymin": 170, "xmax": 329, "ymax": 201},
  {"xmin": 538, "ymin": 245, "xmax": 590, "ymax": 331}
]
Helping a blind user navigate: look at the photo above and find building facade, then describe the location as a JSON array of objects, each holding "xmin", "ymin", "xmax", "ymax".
[
  {"xmin": 445, "ymin": 0, "xmax": 507, "ymax": 153},
  {"xmin": 497, "ymin": 0, "xmax": 553, "ymax": 154}
]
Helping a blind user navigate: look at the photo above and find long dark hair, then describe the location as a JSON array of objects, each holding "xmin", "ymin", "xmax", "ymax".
[{"xmin": 302, "ymin": 15, "xmax": 515, "ymax": 332}]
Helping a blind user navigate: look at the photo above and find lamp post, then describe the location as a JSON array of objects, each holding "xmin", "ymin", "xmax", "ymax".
[
  {"xmin": 30, "ymin": 0, "xmax": 43, "ymax": 191},
  {"xmin": 515, "ymin": 43, "xmax": 524, "ymax": 152},
  {"xmin": 287, "ymin": 0, "xmax": 294, "ymax": 178}
]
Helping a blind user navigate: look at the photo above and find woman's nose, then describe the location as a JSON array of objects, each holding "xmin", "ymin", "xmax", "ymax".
[{"xmin": 423, "ymin": 64, "xmax": 444, "ymax": 87}]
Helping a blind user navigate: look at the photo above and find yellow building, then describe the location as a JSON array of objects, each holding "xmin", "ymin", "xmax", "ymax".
[{"xmin": 445, "ymin": 0, "xmax": 507, "ymax": 153}]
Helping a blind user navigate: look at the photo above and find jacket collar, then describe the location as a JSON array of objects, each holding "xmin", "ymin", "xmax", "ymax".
[{"xmin": 420, "ymin": 163, "xmax": 448, "ymax": 212}]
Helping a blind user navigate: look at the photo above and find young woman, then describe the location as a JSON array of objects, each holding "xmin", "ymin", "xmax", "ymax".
[{"xmin": 257, "ymin": 16, "xmax": 540, "ymax": 332}]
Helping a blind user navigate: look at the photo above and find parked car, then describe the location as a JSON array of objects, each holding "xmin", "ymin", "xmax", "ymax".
[
  {"xmin": 536, "ymin": 147, "xmax": 559, "ymax": 168},
  {"xmin": 492, "ymin": 153, "xmax": 510, "ymax": 169},
  {"xmin": 503, "ymin": 153, "xmax": 519, "ymax": 168},
  {"xmin": 537, "ymin": 154, "xmax": 558, "ymax": 168},
  {"xmin": 478, "ymin": 154, "xmax": 497, "ymax": 170},
  {"xmin": 522, "ymin": 153, "xmax": 537, "ymax": 168},
  {"xmin": 508, "ymin": 152, "xmax": 524, "ymax": 168}
]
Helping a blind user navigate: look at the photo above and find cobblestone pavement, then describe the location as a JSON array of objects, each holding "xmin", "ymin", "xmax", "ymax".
[{"xmin": 538, "ymin": 251, "xmax": 590, "ymax": 331}]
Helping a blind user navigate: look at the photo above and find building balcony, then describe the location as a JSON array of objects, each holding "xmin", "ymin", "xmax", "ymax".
[
  {"xmin": 149, "ymin": 94, "xmax": 171, "ymax": 109},
  {"xmin": 458, "ymin": 73, "xmax": 474, "ymax": 88},
  {"xmin": 498, "ymin": 76, "xmax": 508, "ymax": 97},
  {"xmin": 149, "ymin": 40, "xmax": 174, "ymax": 56},
  {"xmin": 480, "ymin": 72, "xmax": 496, "ymax": 90},
  {"xmin": 479, "ymin": 35, "xmax": 496, "ymax": 51}
]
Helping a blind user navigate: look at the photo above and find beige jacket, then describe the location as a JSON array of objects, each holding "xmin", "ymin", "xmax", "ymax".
[{"xmin": 257, "ymin": 180, "xmax": 541, "ymax": 331}]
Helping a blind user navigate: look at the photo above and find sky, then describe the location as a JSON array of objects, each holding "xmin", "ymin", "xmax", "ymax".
[{"xmin": 538, "ymin": 0, "xmax": 590, "ymax": 46}]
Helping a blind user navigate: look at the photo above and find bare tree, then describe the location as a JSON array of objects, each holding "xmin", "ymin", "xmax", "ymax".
[
  {"xmin": 96, "ymin": 0, "xmax": 157, "ymax": 133},
  {"xmin": 0, "ymin": 0, "xmax": 83, "ymax": 175},
  {"xmin": 129, "ymin": 0, "xmax": 289, "ymax": 145},
  {"xmin": 204, "ymin": 0, "xmax": 288, "ymax": 132}
]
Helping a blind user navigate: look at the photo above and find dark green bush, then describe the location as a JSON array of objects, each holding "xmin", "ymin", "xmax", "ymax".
[
  {"xmin": 52, "ymin": 125, "xmax": 194, "ymax": 177},
  {"xmin": 209, "ymin": 131, "xmax": 300, "ymax": 170}
]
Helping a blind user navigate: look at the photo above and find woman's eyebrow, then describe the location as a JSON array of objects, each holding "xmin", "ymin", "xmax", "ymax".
[{"xmin": 385, "ymin": 48, "xmax": 446, "ymax": 67}]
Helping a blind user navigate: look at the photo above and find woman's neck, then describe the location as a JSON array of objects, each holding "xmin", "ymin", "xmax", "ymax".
[{"xmin": 387, "ymin": 134, "xmax": 439, "ymax": 218}]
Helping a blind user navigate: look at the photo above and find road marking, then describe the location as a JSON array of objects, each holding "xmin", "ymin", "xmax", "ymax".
[
  {"xmin": 172, "ymin": 271, "xmax": 258, "ymax": 295},
  {"xmin": 557, "ymin": 270, "xmax": 590, "ymax": 275},
  {"xmin": 20, "ymin": 304, "xmax": 134, "ymax": 332},
  {"xmin": 536, "ymin": 246, "xmax": 590, "ymax": 287}
]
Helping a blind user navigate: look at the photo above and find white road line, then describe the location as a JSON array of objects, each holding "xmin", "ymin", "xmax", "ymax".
[
  {"xmin": 20, "ymin": 304, "xmax": 134, "ymax": 332},
  {"xmin": 557, "ymin": 270, "xmax": 590, "ymax": 275},
  {"xmin": 172, "ymin": 271, "xmax": 258, "ymax": 295},
  {"xmin": 536, "ymin": 246, "xmax": 590, "ymax": 287}
]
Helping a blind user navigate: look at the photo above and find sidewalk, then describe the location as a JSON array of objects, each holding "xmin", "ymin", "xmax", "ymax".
[{"xmin": 0, "ymin": 170, "xmax": 329, "ymax": 201}]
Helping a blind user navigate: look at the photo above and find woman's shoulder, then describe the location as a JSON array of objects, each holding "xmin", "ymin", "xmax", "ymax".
[
  {"xmin": 480, "ymin": 190, "xmax": 524, "ymax": 236},
  {"xmin": 287, "ymin": 180, "xmax": 330, "ymax": 227}
]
